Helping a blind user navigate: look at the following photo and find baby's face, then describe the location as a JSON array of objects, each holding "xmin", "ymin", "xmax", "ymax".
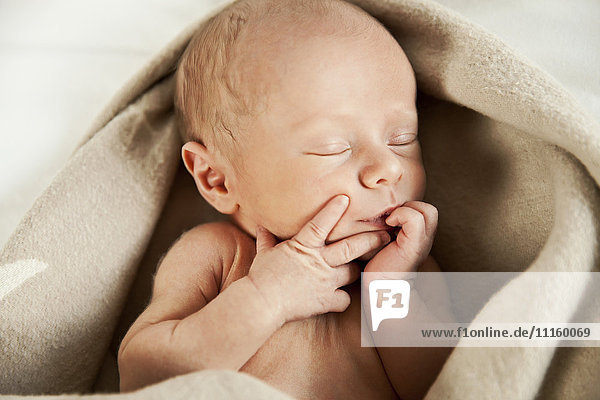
[{"xmin": 230, "ymin": 30, "xmax": 424, "ymax": 244}]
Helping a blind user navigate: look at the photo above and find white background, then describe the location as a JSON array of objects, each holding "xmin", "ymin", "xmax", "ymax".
[{"xmin": 1, "ymin": 0, "xmax": 599, "ymax": 249}]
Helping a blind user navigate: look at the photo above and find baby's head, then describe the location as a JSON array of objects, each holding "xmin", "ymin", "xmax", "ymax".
[{"xmin": 176, "ymin": 0, "xmax": 424, "ymax": 244}]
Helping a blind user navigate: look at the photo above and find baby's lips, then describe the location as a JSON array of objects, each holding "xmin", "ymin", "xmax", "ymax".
[{"xmin": 385, "ymin": 214, "xmax": 397, "ymax": 226}]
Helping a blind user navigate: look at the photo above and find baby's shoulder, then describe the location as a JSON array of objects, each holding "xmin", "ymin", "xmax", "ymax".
[
  {"xmin": 183, "ymin": 220, "xmax": 253, "ymax": 249},
  {"xmin": 131, "ymin": 221, "xmax": 256, "ymax": 332},
  {"xmin": 178, "ymin": 221, "xmax": 257, "ymax": 288},
  {"xmin": 152, "ymin": 221, "xmax": 252, "ymax": 294}
]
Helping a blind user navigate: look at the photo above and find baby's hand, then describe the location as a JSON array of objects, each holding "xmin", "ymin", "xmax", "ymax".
[
  {"xmin": 247, "ymin": 195, "xmax": 390, "ymax": 326},
  {"xmin": 365, "ymin": 201, "xmax": 437, "ymax": 274}
]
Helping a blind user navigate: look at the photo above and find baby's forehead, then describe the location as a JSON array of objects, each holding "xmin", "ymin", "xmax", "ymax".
[{"xmin": 230, "ymin": 12, "xmax": 386, "ymax": 98}]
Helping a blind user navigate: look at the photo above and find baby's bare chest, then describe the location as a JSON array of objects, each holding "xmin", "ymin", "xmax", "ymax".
[{"xmin": 221, "ymin": 251, "xmax": 398, "ymax": 399}]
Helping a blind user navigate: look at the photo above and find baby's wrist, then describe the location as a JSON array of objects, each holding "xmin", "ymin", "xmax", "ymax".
[
  {"xmin": 365, "ymin": 249, "xmax": 424, "ymax": 274},
  {"xmin": 243, "ymin": 275, "xmax": 286, "ymax": 329}
]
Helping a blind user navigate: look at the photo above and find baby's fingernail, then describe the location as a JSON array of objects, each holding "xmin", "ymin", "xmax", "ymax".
[
  {"xmin": 339, "ymin": 195, "xmax": 349, "ymax": 205},
  {"xmin": 385, "ymin": 216, "xmax": 394, "ymax": 226}
]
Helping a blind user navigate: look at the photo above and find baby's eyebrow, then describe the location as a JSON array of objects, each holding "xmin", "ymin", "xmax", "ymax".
[
  {"xmin": 290, "ymin": 113, "xmax": 349, "ymax": 133},
  {"xmin": 292, "ymin": 107, "xmax": 418, "ymax": 133}
]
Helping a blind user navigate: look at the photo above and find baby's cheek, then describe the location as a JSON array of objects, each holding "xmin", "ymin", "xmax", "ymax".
[
  {"xmin": 411, "ymin": 162, "xmax": 427, "ymax": 199},
  {"xmin": 266, "ymin": 216, "xmax": 299, "ymax": 241},
  {"xmin": 268, "ymin": 208, "xmax": 309, "ymax": 240}
]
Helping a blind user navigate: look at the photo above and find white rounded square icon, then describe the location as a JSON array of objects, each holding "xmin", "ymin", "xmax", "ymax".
[{"xmin": 369, "ymin": 279, "xmax": 411, "ymax": 331}]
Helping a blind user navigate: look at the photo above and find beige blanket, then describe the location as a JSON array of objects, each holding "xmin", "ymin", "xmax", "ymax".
[{"xmin": 1, "ymin": 0, "xmax": 599, "ymax": 398}]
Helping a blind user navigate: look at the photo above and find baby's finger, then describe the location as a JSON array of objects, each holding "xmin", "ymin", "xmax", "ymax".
[
  {"xmin": 256, "ymin": 225, "xmax": 277, "ymax": 253},
  {"xmin": 332, "ymin": 261, "xmax": 362, "ymax": 288},
  {"xmin": 398, "ymin": 201, "xmax": 438, "ymax": 237},
  {"xmin": 329, "ymin": 289, "xmax": 352, "ymax": 313},
  {"xmin": 294, "ymin": 195, "xmax": 350, "ymax": 248},
  {"xmin": 385, "ymin": 207, "xmax": 426, "ymax": 240},
  {"xmin": 322, "ymin": 231, "xmax": 390, "ymax": 266}
]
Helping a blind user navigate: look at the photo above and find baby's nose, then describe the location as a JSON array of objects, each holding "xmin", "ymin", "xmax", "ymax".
[{"xmin": 358, "ymin": 150, "xmax": 403, "ymax": 188}]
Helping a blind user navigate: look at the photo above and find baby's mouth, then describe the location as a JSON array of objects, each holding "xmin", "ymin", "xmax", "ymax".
[
  {"xmin": 360, "ymin": 206, "xmax": 396, "ymax": 226},
  {"xmin": 359, "ymin": 208, "xmax": 401, "ymax": 239}
]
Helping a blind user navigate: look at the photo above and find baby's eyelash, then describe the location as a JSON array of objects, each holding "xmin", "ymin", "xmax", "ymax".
[
  {"xmin": 389, "ymin": 133, "xmax": 417, "ymax": 145},
  {"xmin": 307, "ymin": 148, "xmax": 351, "ymax": 156}
]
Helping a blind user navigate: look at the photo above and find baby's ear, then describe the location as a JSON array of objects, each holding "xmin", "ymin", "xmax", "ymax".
[
  {"xmin": 181, "ymin": 141, "xmax": 237, "ymax": 214},
  {"xmin": 181, "ymin": 141, "xmax": 208, "ymax": 177}
]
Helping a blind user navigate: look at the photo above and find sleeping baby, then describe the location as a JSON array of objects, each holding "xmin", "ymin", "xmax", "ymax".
[{"xmin": 117, "ymin": 0, "xmax": 451, "ymax": 398}]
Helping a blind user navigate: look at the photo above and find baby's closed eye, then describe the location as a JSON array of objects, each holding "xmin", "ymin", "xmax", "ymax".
[
  {"xmin": 388, "ymin": 132, "xmax": 417, "ymax": 146},
  {"xmin": 303, "ymin": 130, "xmax": 419, "ymax": 158},
  {"xmin": 305, "ymin": 143, "xmax": 351, "ymax": 156}
]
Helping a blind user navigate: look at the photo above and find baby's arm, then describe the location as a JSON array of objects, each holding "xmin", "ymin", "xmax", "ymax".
[
  {"xmin": 363, "ymin": 202, "xmax": 452, "ymax": 399},
  {"xmin": 117, "ymin": 223, "xmax": 282, "ymax": 392},
  {"xmin": 118, "ymin": 195, "xmax": 388, "ymax": 392},
  {"xmin": 372, "ymin": 256, "xmax": 453, "ymax": 400}
]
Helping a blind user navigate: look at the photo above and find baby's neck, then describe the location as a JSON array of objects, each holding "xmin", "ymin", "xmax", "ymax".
[{"xmin": 227, "ymin": 214, "xmax": 255, "ymax": 239}]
